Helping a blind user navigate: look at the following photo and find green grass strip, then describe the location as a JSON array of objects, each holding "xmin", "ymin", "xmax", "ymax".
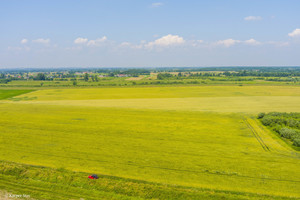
[
  {"xmin": 0, "ymin": 160, "xmax": 297, "ymax": 200},
  {"xmin": 0, "ymin": 89, "xmax": 34, "ymax": 100}
]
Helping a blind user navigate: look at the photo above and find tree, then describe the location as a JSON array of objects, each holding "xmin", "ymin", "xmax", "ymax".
[
  {"xmin": 157, "ymin": 73, "xmax": 172, "ymax": 80},
  {"xmin": 94, "ymin": 75, "xmax": 99, "ymax": 82},
  {"xmin": 293, "ymin": 138, "xmax": 300, "ymax": 147},
  {"xmin": 84, "ymin": 73, "xmax": 89, "ymax": 82},
  {"xmin": 36, "ymin": 73, "xmax": 46, "ymax": 80},
  {"xmin": 73, "ymin": 80, "xmax": 77, "ymax": 86},
  {"xmin": 257, "ymin": 113, "xmax": 265, "ymax": 119}
]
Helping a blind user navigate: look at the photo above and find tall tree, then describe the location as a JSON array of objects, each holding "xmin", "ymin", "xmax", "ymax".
[
  {"xmin": 84, "ymin": 73, "xmax": 89, "ymax": 82},
  {"xmin": 36, "ymin": 73, "xmax": 46, "ymax": 80}
]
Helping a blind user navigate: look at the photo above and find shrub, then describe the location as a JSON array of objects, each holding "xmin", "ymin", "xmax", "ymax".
[
  {"xmin": 257, "ymin": 113, "xmax": 265, "ymax": 119},
  {"xmin": 293, "ymin": 138, "xmax": 300, "ymax": 147},
  {"xmin": 272, "ymin": 125, "xmax": 282, "ymax": 133},
  {"xmin": 291, "ymin": 131, "xmax": 300, "ymax": 140},
  {"xmin": 279, "ymin": 128, "xmax": 297, "ymax": 139},
  {"xmin": 261, "ymin": 116, "xmax": 274, "ymax": 126},
  {"xmin": 287, "ymin": 119, "xmax": 299, "ymax": 128}
]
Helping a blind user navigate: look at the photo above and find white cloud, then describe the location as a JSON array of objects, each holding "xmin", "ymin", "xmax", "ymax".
[
  {"xmin": 145, "ymin": 34, "xmax": 185, "ymax": 49},
  {"xmin": 244, "ymin": 38, "xmax": 261, "ymax": 45},
  {"xmin": 189, "ymin": 40, "xmax": 204, "ymax": 47},
  {"xmin": 87, "ymin": 36, "xmax": 107, "ymax": 46},
  {"xmin": 151, "ymin": 2, "xmax": 163, "ymax": 7},
  {"xmin": 73, "ymin": 36, "xmax": 107, "ymax": 46},
  {"xmin": 215, "ymin": 38, "xmax": 261, "ymax": 47},
  {"xmin": 32, "ymin": 38, "xmax": 50, "ymax": 44},
  {"xmin": 288, "ymin": 29, "xmax": 300, "ymax": 37},
  {"xmin": 120, "ymin": 42, "xmax": 131, "ymax": 47},
  {"xmin": 244, "ymin": 16, "xmax": 262, "ymax": 21},
  {"xmin": 21, "ymin": 39, "xmax": 28, "ymax": 44},
  {"xmin": 215, "ymin": 39, "xmax": 240, "ymax": 47},
  {"xmin": 74, "ymin": 37, "xmax": 88, "ymax": 44}
]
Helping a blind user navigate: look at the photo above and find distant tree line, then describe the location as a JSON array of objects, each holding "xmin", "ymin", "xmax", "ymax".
[
  {"xmin": 258, "ymin": 112, "xmax": 300, "ymax": 147},
  {"xmin": 223, "ymin": 70, "xmax": 300, "ymax": 77},
  {"xmin": 157, "ymin": 73, "xmax": 173, "ymax": 80},
  {"xmin": 34, "ymin": 73, "xmax": 53, "ymax": 81},
  {"xmin": 94, "ymin": 69, "xmax": 151, "ymax": 76},
  {"xmin": 156, "ymin": 72, "xmax": 300, "ymax": 82}
]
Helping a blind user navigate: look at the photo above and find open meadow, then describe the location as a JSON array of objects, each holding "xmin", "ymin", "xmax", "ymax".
[{"xmin": 0, "ymin": 85, "xmax": 300, "ymax": 199}]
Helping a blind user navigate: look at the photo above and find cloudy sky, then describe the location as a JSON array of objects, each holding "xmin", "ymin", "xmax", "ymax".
[{"xmin": 1, "ymin": 0, "xmax": 300, "ymax": 68}]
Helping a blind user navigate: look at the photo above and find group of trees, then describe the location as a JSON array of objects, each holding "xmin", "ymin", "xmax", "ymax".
[
  {"xmin": 223, "ymin": 70, "xmax": 300, "ymax": 77},
  {"xmin": 84, "ymin": 73, "xmax": 99, "ymax": 82},
  {"xmin": 94, "ymin": 68, "xmax": 150, "ymax": 77},
  {"xmin": 157, "ymin": 73, "xmax": 173, "ymax": 80},
  {"xmin": 156, "ymin": 69, "xmax": 300, "ymax": 81},
  {"xmin": 258, "ymin": 112, "xmax": 300, "ymax": 147},
  {"xmin": 35, "ymin": 73, "xmax": 46, "ymax": 80}
]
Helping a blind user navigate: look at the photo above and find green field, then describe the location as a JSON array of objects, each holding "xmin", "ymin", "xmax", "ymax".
[
  {"xmin": 0, "ymin": 85, "xmax": 300, "ymax": 199},
  {"xmin": 0, "ymin": 89, "xmax": 33, "ymax": 100}
]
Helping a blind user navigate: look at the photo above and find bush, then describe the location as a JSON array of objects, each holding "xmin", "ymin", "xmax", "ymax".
[
  {"xmin": 291, "ymin": 130, "xmax": 300, "ymax": 140},
  {"xmin": 272, "ymin": 125, "xmax": 282, "ymax": 133},
  {"xmin": 257, "ymin": 113, "xmax": 265, "ymax": 119},
  {"xmin": 261, "ymin": 116, "xmax": 274, "ymax": 126},
  {"xmin": 293, "ymin": 138, "xmax": 300, "ymax": 147},
  {"xmin": 287, "ymin": 119, "xmax": 299, "ymax": 128},
  {"xmin": 279, "ymin": 128, "xmax": 297, "ymax": 139},
  {"xmin": 0, "ymin": 79, "xmax": 10, "ymax": 84}
]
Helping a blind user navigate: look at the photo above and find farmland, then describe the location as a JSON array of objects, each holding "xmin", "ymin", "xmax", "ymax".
[
  {"xmin": 0, "ymin": 85, "xmax": 300, "ymax": 199},
  {"xmin": 0, "ymin": 89, "xmax": 33, "ymax": 100}
]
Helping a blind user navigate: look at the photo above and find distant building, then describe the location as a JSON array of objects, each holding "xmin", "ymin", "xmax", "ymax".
[{"xmin": 116, "ymin": 74, "xmax": 129, "ymax": 77}]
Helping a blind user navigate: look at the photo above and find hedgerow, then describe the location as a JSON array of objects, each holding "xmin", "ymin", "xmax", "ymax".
[{"xmin": 258, "ymin": 112, "xmax": 300, "ymax": 147}]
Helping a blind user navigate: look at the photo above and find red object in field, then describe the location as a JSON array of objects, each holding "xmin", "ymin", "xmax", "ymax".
[{"xmin": 88, "ymin": 174, "xmax": 99, "ymax": 179}]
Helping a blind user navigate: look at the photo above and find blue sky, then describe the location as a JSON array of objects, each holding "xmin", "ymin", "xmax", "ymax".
[{"xmin": 1, "ymin": 0, "xmax": 300, "ymax": 68}]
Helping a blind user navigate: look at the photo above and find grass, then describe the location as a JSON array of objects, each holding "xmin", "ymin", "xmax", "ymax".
[
  {"xmin": 0, "ymin": 161, "xmax": 297, "ymax": 200},
  {"xmin": 0, "ymin": 89, "xmax": 33, "ymax": 100},
  {"xmin": 0, "ymin": 86, "xmax": 300, "ymax": 199}
]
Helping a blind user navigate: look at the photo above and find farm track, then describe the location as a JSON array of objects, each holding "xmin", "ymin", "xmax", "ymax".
[
  {"xmin": 244, "ymin": 118, "xmax": 270, "ymax": 152},
  {"xmin": 244, "ymin": 118, "xmax": 300, "ymax": 159}
]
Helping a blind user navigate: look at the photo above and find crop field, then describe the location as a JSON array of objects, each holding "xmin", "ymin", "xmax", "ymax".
[
  {"xmin": 0, "ymin": 85, "xmax": 300, "ymax": 199},
  {"xmin": 0, "ymin": 89, "xmax": 33, "ymax": 100}
]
